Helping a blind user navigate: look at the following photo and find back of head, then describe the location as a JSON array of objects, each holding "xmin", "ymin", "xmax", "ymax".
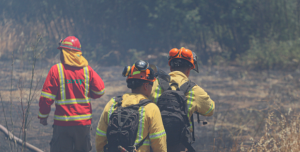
[
  {"xmin": 169, "ymin": 58, "xmax": 193, "ymax": 73},
  {"xmin": 122, "ymin": 60, "xmax": 156, "ymax": 91},
  {"xmin": 126, "ymin": 79, "xmax": 147, "ymax": 90},
  {"xmin": 168, "ymin": 47, "xmax": 199, "ymax": 73}
]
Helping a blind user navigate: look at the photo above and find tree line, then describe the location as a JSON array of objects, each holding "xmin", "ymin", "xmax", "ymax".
[{"xmin": 1, "ymin": 0, "xmax": 299, "ymax": 68}]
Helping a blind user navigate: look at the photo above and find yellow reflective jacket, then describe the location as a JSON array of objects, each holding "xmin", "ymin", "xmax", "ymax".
[
  {"xmin": 96, "ymin": 93, "xmax": 167, "ymax": 152},
  {"xmin": 149, "ymin": 71, "xmax": 215, "ymax": 129}
]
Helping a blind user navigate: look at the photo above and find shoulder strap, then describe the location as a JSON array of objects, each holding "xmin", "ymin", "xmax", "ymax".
[
  {"xmin": 179, "ymin": 80, "xmax": 196, "ymax": 95},
  {"xmin": 114, "ymin": 96, "xmax": 123, "ymax": 108},
  {"xmin": 137, "ymin": 99, "xmax": 152, "ymax": 107},
  {"xmin": 157, "ymin": 77, "xmax": 170, "ymax": 91},
  {"xmin": 135, "ymin": 134, "xmax": 149, "ymax": 150}
]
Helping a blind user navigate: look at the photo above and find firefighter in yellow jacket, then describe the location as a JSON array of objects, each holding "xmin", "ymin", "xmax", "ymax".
[
  {"xmin": 149, "ymin": 47, "xmax": 215, "ymax": 151},
  {"xmin": 96, "ymin": 60, "xmax": 167, "ymax": 152}
]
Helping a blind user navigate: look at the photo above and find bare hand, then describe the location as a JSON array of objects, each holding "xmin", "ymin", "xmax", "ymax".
[{"xmin": 40, "ymin": 118, "xmax": 48, "ymax": 126}]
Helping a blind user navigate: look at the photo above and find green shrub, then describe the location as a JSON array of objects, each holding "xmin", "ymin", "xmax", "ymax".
[{"xmin": 240, "ymin": 39, "xmax": 300, "ymax": 70}]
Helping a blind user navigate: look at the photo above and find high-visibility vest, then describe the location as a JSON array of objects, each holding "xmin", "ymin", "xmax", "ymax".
[{"xmin": 38, "ymin": 63, "xmax": 105, "ymax": 126}]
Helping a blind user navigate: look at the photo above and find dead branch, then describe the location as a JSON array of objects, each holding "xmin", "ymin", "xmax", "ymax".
[{"xmin": 0, "ymin": 124, "xmax": 43, "ymax": 152}]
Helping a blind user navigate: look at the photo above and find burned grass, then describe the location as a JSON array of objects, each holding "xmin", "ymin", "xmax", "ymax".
[{"xmin": 1, "ymin": 63, "xmax": 300, "ymax": 151}]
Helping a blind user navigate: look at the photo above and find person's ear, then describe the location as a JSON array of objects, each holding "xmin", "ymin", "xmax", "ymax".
[{"xmin": 142, "ymin": 83, "xmax": 148, "ymax": 90}]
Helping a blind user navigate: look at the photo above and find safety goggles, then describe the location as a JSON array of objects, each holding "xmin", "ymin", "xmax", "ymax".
[{"xmin": 168, "ymin": 48, "xmax": 193, "ymax": 60}]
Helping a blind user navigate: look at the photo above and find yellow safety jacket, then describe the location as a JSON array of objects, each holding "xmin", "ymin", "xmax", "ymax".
[
  {"xmin": 96, "ymin": 93, "xmax": 167, "ymax": 152},
  {"xmin": 149, "ymin": 71, "xmax": 215, "ymax": 129}
]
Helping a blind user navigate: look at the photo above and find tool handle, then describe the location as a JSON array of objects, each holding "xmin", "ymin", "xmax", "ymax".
[{"xmin": 118, "ymin": 146, "xmax": 129, "ymax": 152}]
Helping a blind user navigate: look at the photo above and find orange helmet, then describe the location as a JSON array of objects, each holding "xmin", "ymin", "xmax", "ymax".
[
  {"xmin": 168, "ymin": 47, "xmax": 199, "ymax": 73},
  {"xmin": 57, "ymin": 36, "xmax": 82, "ymax": 52},
  {"xmin": 122, "ymin": 60, "xmax": 156, "ymax": 82}
]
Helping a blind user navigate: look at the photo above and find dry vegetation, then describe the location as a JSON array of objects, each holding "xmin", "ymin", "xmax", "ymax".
[
  {"xmin": 1, "ymin": 18, "xmax": 300, "ymax": 152},
  {"xmin": 1, "ymin": 60, "xmax": 300, "ymax": 152}
]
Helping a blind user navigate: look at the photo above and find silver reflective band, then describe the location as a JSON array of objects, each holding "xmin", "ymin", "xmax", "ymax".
[
  {"xmin": 38, "ymin": 112, "xmax": 49, "ymax": 118},
  {"xmin": 149, "ymin": 130, "xmax": 166, "ymax": 139},
  {"xmin": 41, "ymin": 91, "xmax": 56, "ymax": 100},
  {"xmin": 108, "ymin": 98, "xmax": 116, "ymax": 123},
  {"xmin": 55, "ymin": 98, "xmax": 91, "ymax": 105},
  {"xmin": 143, "ymin": 139, "xmax": 150, "ymax": 145},
  {"xmin": 96, "ymin": 128, "xmax": 106, "ymax": 137},
  {"xmin": 92, "ymin": 89, "xmax": 105, "ymax": 95},
  {"xmin": 135, "ymin": 106, "xmax": 145, "ymax": 145},
  {"xmin": 58, "ymin": 63, "xmax": 66, "ymax": 100},
  {"xmin": 84, "ymin": 66, "xmax": 89, "ymax": 98},
  {"xmin": 54, "ymin": 114, "xmax": 92, "ymax": 121}
]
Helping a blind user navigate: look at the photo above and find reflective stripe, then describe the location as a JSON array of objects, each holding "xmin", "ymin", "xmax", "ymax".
[
  {"xmin": 96, "ymin": 128, "xmax": 106, "ymax": 137},
  {"xmin": 62, "ymin": 41, "xmax": 73, "ymax": 45},
  {"xmin": 135, "ymin": 106, "xmax": 145, "ymax": 145},
  {"xmin": 143, "ymin": 139, "xmax": 150, "ymax": 146},
  {"xmin": 84, "ymin": 66, "xmax": 90, "ymax": 98},
  {"xmin": 132, "ymin": 71, "xmax": 141, "ymax": 75},
  {"xmin": 149, "ymin": 130, "xmax": 166, "ymax": 139},
  {"xmin": 41, "ymin": 91, "xmax": 56, "ymax": 100},
  {"xmin": 55, "ymin": 98, "xmax": 91, "ymax": 105},
  {"xmin": 38, "ymin": 111, "xmax": 49, "ymax": 118},
  {"xmin": 54, "ymin": 114, "xmax": 92, "ymax": 121},
  {"xmin": 187, "ymin": 89, "xmax": 194, "ymax": 128},
  {"xmin": 108, "ymin": 98, "xmax": 117, "ymax": 123},
  {"xmin": 57, "ymin": 63, "xmax": 66, "ymax": 100},
  {"xmin": 204, "ymin": 102, "xmax": 214, "ymax": 115},
  {"xmin": 153, "ymin": 80, "xmax": 162, "ymax": 104},
  {"xmin": 92, "ymin": 88, "xmax": 105, "ymax": 96}
]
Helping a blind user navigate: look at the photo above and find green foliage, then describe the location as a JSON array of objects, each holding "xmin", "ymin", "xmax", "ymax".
[
  {"xmin": 240, "ymin": 39, "xmax": 300, "ymax": 70},
  {"xmin": 0, "ymin": 0, "xmax": 300, "ymax": 69}
]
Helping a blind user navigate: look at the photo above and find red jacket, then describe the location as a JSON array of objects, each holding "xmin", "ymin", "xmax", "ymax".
[{"xmin": 38, "ymin": 63, "xmax": 105, "ymax": 126}]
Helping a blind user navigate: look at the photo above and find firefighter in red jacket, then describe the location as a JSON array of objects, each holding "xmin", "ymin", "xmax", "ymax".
[{"xmin": 38, "ymin": 36, "xmax": 105, "ymax": 152}]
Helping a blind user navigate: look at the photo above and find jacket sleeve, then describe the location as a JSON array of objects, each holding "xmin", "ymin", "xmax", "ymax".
[
  {"xmin": 148, "ymin": 103, "xmax": 167, "ymax": 152},
  {"xmin": 89, "ymin": 66, "xmax": 105, "ymax": 99},
  {"xmin": 149, "ymin": 79, "xmax": 161, "ymax": 104},
  {"xmin": 96, "ymin": 99, "xmax": 114, "ymax": 152},
  {"xmin": 38, "ymin": 66, "xmax": 59, "ymax": 119},
  {"xmin": 187, "ymin": 85, "xmax": 215, "ymax": 117}
]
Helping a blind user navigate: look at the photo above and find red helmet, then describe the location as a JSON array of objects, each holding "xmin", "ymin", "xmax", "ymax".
[
  {"xmin": 168, "ymin": 47, "xmax": 199, "ymax": 73},
  {"xmin": 57, "ymin": 36, "xmax": 81, "ymax": 52}
]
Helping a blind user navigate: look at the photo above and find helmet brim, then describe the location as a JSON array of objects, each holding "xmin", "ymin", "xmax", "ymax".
[{"xmin": 57, "ymin": 46, "xmax": 81, "ymax": 52}]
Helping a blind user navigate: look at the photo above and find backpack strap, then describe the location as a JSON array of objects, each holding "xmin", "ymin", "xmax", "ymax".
[
  {"xmin": 179, "ymin": 80, "xmax": 196, "ymax": 95},
  {"xmin": 180, "ymin": 80, "xmax": 197, "ymax": 144},
  {"xmin": 135, "ymin": 134, "xmax": 149, "ymax": 150},
  {"xmin": 138, "ymin": 99, "xmax": 153, "ymax": 106},
  {"xmin": 114, "ymin": 95, "xmax": 123, "ymax": 108},
  {"xmin": 158, "ymin": 77, "xmax": 171, "ymax": 91}
]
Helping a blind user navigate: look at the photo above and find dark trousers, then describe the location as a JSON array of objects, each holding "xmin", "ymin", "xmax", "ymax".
[{"xmin": 50, "ymin": 125, "xmax": 92, "ymax": 152}]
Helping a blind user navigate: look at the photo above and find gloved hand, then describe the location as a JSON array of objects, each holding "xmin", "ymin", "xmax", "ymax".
[{"xmin": 40, "ymin": 118, "xmax": 48, "ymax": 126}]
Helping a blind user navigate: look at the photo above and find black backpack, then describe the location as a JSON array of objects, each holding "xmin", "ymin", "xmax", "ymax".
[
  {"xmin": 156, "ymin": 77, "xmax": 197, "ymax": 152},
  {"xmin": 104, "ymin": 96, "xmax": 152, "ymax": 152}
]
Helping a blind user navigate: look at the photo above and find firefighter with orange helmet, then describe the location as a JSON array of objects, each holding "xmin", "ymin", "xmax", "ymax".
[
  {"xmin": 96, "ymin": 60, "xmax": 167, "ymax": 152},
  {"xmin": 38, "ymin": 36, "xmax": 105, "ymax": 152},
  {"xmin": 149, "ymin": 47, "xmax": 215, "ymax": 152}
]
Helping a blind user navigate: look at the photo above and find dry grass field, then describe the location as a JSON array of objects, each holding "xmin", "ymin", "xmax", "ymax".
[{"xmin": 1, "ymin": 59, "xmax": 300, "ymax": 152}]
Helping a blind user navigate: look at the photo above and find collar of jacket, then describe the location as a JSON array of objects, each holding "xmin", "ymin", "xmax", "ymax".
[
  {"xmin": 169, "ymin": 71, "xmax": 188, "ymax": 79},
  {"xmin": 120, "ymin": 93, "xmax": 148, "ymax": 107}
]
